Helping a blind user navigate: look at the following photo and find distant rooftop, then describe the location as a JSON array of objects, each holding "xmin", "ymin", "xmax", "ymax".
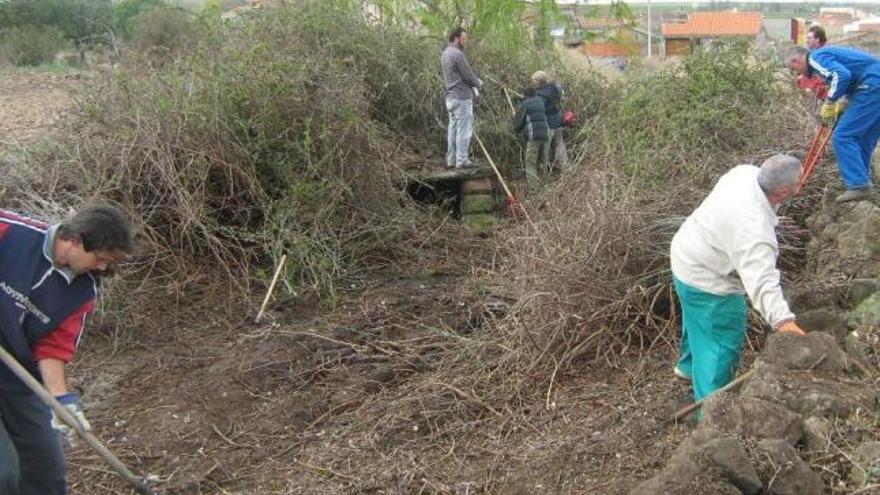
[{"xmin": 661, "ymin": 11, "xmax": 763, "ymax": 38}]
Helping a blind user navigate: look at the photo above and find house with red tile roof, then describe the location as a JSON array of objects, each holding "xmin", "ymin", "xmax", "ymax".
[{"xmin": 661, "ymin": 11, "xmax": 764, "ymax": 56}]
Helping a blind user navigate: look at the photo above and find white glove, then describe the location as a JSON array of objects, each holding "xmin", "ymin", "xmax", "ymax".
[
  {"xmin": 52, "ymin": 392, "xmax": 91, "ymax": 439},
  {"xmin": 473, "ymin": 87, "xmax": 480, "ymax": 98},
  {"xmin": 478, "ymin": 78, "xmax": 484, "ymax": 87}
]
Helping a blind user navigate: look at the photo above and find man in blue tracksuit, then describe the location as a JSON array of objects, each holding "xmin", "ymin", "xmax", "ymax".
[
  {"xmin": 0, "ymin": 205, "xmax": 132, "ymax": 495},
  {"xmin": 788, "ymin": 45, "xmax": 880, "ymax": 202}
]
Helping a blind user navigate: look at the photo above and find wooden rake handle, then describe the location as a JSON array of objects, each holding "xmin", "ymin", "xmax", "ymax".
[{"xmin": 672, "ymin": 370, "xmax": 753, "ymax": 422}]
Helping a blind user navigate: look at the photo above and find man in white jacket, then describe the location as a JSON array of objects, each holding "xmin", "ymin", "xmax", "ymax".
[{"xmin": 670, "ymin": 154, "xmax": 807, "ymax": 403}]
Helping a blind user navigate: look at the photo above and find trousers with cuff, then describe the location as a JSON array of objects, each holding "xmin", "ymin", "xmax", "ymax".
[{"xmin": 0, "ymin": 389, "xmax": 66, "ymax": 495}]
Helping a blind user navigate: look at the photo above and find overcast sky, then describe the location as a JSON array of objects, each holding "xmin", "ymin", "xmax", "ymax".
[{"xmin": 546, "ymin": 0, "xmax": 880, "ymax": 5}]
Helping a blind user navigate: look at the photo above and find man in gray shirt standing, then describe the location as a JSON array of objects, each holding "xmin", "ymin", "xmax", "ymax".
[{"xmin": 441, "ymin": 27, "xmax": 482, "ymax": 168}]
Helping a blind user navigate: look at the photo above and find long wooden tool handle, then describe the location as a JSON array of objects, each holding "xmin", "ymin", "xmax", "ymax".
[
  {"xmin": 503, "ymin": 88, "xmax": 516, "ymax": 116},
  {"xmin": 672, "ymin": 370, "xmax": 753, "ymax": 422},
  {"xmin": 474, "ymin": 133, "xmax": 515, "ymax": 200},
  {"xmin": 798, "ymin": 126, "xmax": 833, "ymax": 191},
  {"xmin": 0, "ymin": 346, "xmax": 155, "ymax": 495},
  {"xmin": 255, "ymin": 254, "xmax": 287, "ymax": 323}
]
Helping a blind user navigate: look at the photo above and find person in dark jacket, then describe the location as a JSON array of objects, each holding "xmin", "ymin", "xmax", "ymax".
[
  {"xmin": 0, "ymin": 204, "xmax": 132, "ymax": 495},
  {"xmin": 512, "ymin": 87, "xmax": 550, "ymax": 188},
  {"xmin": 533, "ymin": 70, "xmax": 569, "ymax": 172}
]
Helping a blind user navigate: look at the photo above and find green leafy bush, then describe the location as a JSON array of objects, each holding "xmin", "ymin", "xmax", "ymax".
[
  {"xmin": 580, "ymin": 42, "xmax": 794, "ymax": 192},
  {"xmin": 113, "ymin": 0, "xmax": 167, "ymax": 40},
  {"xmin": 0, "ymin": 25, "xmax": 66, "ymax": 66},
  {"xmin": 0, "ymin": 0, "xmax": 112, "ymax": 54},
  {"xmin": 131, "ymin": 7, "xmax": 198, "ymax": 61}
]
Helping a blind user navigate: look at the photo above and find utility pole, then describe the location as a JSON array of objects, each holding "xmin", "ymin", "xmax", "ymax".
[{"xmin": 647, "ymin": 0, "xmax": 652, "ymax": 57}]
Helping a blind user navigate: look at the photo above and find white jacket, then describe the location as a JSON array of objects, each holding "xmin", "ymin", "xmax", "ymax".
[{"xmin": 670, "ymin": 165, "xmax": 795, "ymax": 328}]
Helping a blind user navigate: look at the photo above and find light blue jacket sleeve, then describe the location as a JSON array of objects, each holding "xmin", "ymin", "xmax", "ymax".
[{"xmin": 809, "ymin": 52, "xmax": 851, "ymax": 102}]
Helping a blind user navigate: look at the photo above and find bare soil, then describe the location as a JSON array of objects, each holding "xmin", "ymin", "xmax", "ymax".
[
  {"xmin": 0, "ymin": 68, "xmax": 88, "ymax": 152},
  {"xmin": 68, "ymin": 263, "xmax": 698, "ymax": 495},
  {"xmin": 3, "ymin": 68, "xmax": 876, "ymax": 495}
]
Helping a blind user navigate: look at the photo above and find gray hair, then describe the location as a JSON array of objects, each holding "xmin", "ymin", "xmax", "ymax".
[
  {"xmin": 758, "ymin": 154, "xmax": 802, "ymax": 195},
  {"xmin": 784, "ymin": 45, "xmax": 809, "ymax": 64}
]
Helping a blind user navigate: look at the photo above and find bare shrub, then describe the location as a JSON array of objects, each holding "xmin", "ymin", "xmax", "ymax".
[
  {"xmin": 359, "ymin": 43, "xmax": 823, "ymax": 436},
  {"xmin": 0, "ymin": 25, "xmax": 67, "ymax": 66},
  {"xmin": 130, "ymin": 7, "xmax": 197, "ymax": 63}
]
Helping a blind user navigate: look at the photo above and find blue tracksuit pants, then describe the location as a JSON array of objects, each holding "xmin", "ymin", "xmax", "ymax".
[
  {"xmin": 673, "ymin": 277, "xmax": 747, "ymax": 403},
  {"xmin": 0, "ymin": 390, "xmax": 66, "ymax": 495},
  {"xmin": 832, "ymin": 84, "xmax": 880, "ymax": 189}
]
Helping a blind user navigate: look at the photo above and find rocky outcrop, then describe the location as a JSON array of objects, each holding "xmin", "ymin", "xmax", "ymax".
[{"xmin": 630, "ymin": 197, "xmax": 880, "ymax": 494}]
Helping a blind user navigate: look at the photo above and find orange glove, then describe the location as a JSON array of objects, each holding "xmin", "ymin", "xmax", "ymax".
[{"xmin": 777, "ymin": 320, "xmax": 806, "ymax": 335}]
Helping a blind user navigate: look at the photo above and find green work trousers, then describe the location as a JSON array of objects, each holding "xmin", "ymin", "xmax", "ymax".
[{"xmin": 673, "ymin": 276, "xmax": 747, "ymax": 402}]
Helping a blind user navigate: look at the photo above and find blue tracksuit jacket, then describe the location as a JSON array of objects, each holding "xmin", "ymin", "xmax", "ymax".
[{"xmin": 808, "ymin": 46, "xmax": 880, "ymax": 189}]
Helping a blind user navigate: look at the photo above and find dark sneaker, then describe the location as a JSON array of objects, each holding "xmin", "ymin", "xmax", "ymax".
[{"xmin": 836, "ymin": 187, "xmax": 873, "ymax": 203}]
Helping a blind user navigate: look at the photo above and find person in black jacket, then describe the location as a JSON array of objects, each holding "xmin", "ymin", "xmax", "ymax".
[
  {"xmin": 512, "ymin": 87, "xmax": 550, "ymax": 188},
  {"xmin": 533, "ymin": 71, "xmax": 569, "ymax": 172}
]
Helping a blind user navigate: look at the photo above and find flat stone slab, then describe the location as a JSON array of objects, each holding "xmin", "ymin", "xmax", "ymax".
[{"xmin": 411, "ymin": 166, "xmax": 496, "ymax": 183}]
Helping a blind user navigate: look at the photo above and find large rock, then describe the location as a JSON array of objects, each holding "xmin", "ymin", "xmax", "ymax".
[
  {"xmin": 788, "ymin": 285, "xmax": 846, "ymax": 314},
  {"xmin": 850, "ymin": 441, "xmax": 880, "ymax": 487},
  {"xmin": 702, "ymin": 438, "xmax": 763, "ymax": 495},
  {"xmin": 836, "ymin": 202, "xmax": 880, "ymax": 277},
  {"xmin": 701, "ymin": 394, "xmax": 803, "ymax": 445},
  {"xmin": 460, "ymin": 194, "xmax": 497, "ymax": 214},
  {"xmin": 848, "ymin": 292, "xmax": 880, "ymax": 329},
  {"xmin": 629, "ymin": 432, "xmax": 745, "ymax": 495},
  {"xmin": 850, "ymin": 278, "xmax": 880, "ymax": 306},
  {"xmin": 759, "ymin": 332, "xmax": 846, "ymax": 372},
  {"xmin": 802, "ymin": 416, "xmax": 832, "ymax": 452},
  {"xmin": 461, "ymin": 213, "xmax": 495, "ymax": 231},
  {"xmin": 460, "ymin": 177, "xmax": 494, "ymax": 194},
  {"xmin": 627, "ymin": 473, "xmax": 741, "ymax": 495},
  {"xmin": 796, "ymin": 309, "xmax": 847, "ymax": 340},
  {"xmin": 743, "ymin": 361, "xmax": 876, "ymax": 419},
  {"xmin": 754, "ymin": 439, "xmax": 824, "ymax": 495}
]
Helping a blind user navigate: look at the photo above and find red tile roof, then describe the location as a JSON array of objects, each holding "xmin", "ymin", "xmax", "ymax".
[
  {"xmin": 814, "ymin": 13, "xmax": 853, "ymax": 26},
  {"xmin": 661, "ymin": 11, "xmax": 763, "ymax": 38}
]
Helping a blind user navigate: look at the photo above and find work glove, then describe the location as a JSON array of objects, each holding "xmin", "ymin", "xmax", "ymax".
[
  {"xmin": 819, "ymin": 101, "xmax": 843, "ymax": 125},
  {"xmin": 473, "ymin": 87, "xmax": 480, "ymax": 99},
  {"xmin": 777, "ymin": 320, "xmax": 806, "ymax": 336},
  {"xmin": 52, "ymin": 392, "xmax": 91, "ymax": 439}
]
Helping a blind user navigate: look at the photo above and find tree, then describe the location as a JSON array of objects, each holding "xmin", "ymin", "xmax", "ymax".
[
  {"xmin": 0, "ymin": 0, "xmax": 114, "ymax": 62},
  {"xmin": 113, "ymin": 0, "xmax": 168, "ymax": 40}
]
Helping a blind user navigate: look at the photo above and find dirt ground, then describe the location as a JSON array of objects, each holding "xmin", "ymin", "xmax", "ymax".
[
  {"xmin": 0, "ymin": 68, "xmax": 87, "ymax": 152},
  {"xmin": 68, "ymin": 261, "xmax": 700, "ymax": 495},
  {"xmin": 3, "ymin": 67, "xmax": 877, "ymax": 495}
]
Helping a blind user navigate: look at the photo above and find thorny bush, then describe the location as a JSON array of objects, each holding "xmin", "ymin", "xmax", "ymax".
[
  {"xmin": 8, "ymin": 1, "xmax": 597, "ymax": 307},
  {"xmin": 390, "ymin": 42, "xmax": 824, "ymax": 431}
]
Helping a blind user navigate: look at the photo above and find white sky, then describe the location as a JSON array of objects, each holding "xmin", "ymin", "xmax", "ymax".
[{"xmin": 544, "ymin": 0, "xmax": 880, "ymax": 4}]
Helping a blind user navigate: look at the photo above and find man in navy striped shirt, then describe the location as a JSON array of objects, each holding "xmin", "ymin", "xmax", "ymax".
[{"xmin": 0, "ymin": 204, "xmax": 132, "ymax": 495}]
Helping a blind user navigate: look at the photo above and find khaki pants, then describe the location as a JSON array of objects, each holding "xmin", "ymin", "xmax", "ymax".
[
  {"xmin": 524, "ymin": 139, "xmax": 549, "ymax": 189},
  {"xmin": 547, "ymin": 128, "xmax": 569, "ymax": 172}
]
